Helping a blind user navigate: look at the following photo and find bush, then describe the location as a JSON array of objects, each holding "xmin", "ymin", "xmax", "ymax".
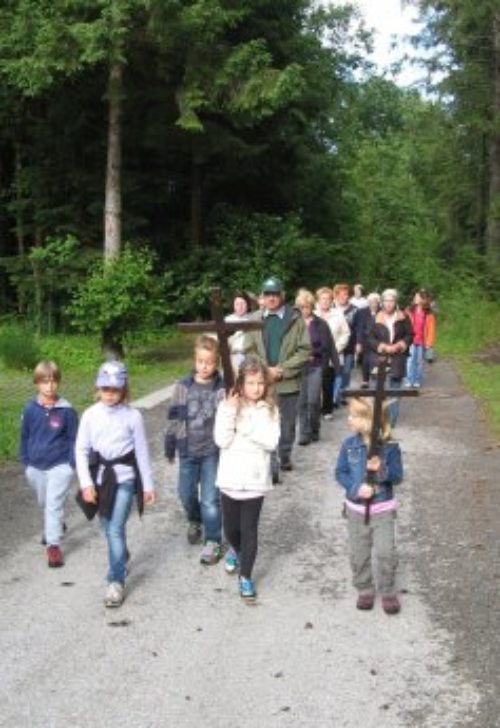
[
  {"xmin": 67, "ymin": 245, "xmax": 170, "ymax": 352},
  {"xmin": 0, "ymin": 324, "xmax": 41, "ymax": 370}
]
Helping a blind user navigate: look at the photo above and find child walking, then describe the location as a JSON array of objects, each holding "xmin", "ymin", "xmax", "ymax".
[
  {"xmin": 75, "ymin": 361, "xmax": 155, "ymax": 608},
  {"xmin": 214, "ymin": 357, "xmax": 280, "ymax": 600},
  {"xmin": 165, "ymin": 335, "xmax": 225, "ymax": 564},
  {"xmin": 335, "ymin": 397, "xmax": 403, "ymax": 614},
  {"xmin": 20, "ymin": 361, "xmax": 78, "ymax": 567}
]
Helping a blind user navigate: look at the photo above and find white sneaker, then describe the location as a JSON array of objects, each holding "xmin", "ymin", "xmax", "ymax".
[{"xmin": 104, "ymin": 581, "xmax": 125, "ymax": 608}]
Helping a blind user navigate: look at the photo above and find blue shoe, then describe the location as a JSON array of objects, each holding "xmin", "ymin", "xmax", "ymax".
[
  {"xmin": 224, "ymin": 548, "xmax": 239, "ymax": 574},
  {"xmin": 239, "ymin": 576, "xmax": 256, "ymax": 600}
]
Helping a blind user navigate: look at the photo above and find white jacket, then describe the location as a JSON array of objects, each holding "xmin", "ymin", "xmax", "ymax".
[
  {"xmin": 315, "ymin": 306, "xmax": 350, "ymax": 353},
  {"xmin": 214, "ymin": 400, "xmax": 280, "ymax": 493}
]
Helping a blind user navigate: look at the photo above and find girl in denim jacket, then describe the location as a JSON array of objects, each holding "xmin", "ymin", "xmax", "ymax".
[{"xmin": 335, "ymin": 397, "xmax": 403, "ymax": 614}]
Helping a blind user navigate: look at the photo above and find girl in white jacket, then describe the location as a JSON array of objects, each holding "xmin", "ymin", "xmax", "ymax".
[{"xmin": 214, "ymin": 357, "xmax": 280, "ymax": 601}]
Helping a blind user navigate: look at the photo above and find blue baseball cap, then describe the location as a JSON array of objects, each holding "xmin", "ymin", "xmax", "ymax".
[{"xmin": 95, "ymin": 361, "xmax": 128, "ymax": 389}]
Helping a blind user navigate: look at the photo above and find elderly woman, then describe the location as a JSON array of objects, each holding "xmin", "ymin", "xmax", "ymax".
[
  {"xmin": 225, "ymin": 292, "xmax": 251, "ymax": 373},
  {"xmin": 296, "ymin": 288, "xmax": 339, "ymax": 444},
  {"xmin": 315, "ymin": 286, "xmax": 349, "ymax": 419},
  {"xmin": 366, "ymin": 288, "xmax": 413, "ymax": 426},
  {"xmin": 355, "ymin": 291, "xmax": 381, "ymax": 387}
]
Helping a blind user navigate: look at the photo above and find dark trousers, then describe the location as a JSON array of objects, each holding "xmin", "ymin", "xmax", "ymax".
[
  {"xmin": 277, "ymin": 392, "xmax": 299, "ymax": 462},
  {"xmin": 321, "ymin": 365, "xmax": 334, "ymax": 415},
  {"xmin": 221, "ymin": 492, "xmax": 264, "ymax": 578}
]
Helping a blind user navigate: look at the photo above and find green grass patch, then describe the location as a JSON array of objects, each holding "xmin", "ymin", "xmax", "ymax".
[
  {"xmin": 438, "ymin": 293, "xmax": 500, "ymax": 440},
  {"xmin": 0, "ymin": 329, "xmax": 195, "ymax": 464}
]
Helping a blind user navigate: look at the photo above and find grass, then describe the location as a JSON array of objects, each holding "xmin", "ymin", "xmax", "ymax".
[
  {"xmin": 0, "ymin": 329, "xmax": 196, "ymax": 464},
  {"xmin": 437, "ymin": 294, "xmax": 500, "ymax": 439}
]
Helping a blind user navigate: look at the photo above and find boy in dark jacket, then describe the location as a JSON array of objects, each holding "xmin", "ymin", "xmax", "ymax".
[{"xmin": 165, "ymin": 335, "xmax": 225, "ymax": 565}]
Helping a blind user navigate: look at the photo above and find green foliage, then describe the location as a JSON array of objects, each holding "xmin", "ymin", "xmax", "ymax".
[
  {"xmin": 0, "ymin": 322, "xmax": 41, "ymax": 370},
  {"xmin": 0, "ymin": 235, "xmax": 98, "ymax": 333},
  {"xmin": 163, "ymin": 207, "xmax": 338, "ymax": 317},
  {"xmin": 67, "ymin": 245, "xmax": 170, "ymax": 341}
]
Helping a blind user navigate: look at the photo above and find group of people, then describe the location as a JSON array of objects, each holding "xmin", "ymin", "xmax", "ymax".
[{"xmin": 19, "ymin": 277, "xmax": 436, "ymax": 614}]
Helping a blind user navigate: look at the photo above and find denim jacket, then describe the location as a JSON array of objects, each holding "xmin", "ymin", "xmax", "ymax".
[{"xmin": 335, "ymin": 433, "xmax": 403, "ymax": 504}]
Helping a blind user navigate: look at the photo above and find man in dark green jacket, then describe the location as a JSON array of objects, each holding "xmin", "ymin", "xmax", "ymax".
[{"xmin": 244, "ymin": 276, "xmax": 311, "ymax": 475}]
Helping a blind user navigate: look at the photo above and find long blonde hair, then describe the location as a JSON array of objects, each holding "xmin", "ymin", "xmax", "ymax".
[{"xmin": 349, "ymin": 397, "xmax": 391, "ymax": 445}]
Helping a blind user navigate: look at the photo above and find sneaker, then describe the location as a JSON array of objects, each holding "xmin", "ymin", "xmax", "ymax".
[
  {"xmin": 224, "ymin": 548, "xmax": 239, "ymax": 574},
  {"xmin": 356, "ymin": 592, "xmax": 375, "ymax": 610},
  {"xmin": 323, "ymin": 413, "xmax": 334, "ymax": 421},
  {"xmin": 104, "ymin": 582, "xmax": 125, "ymax": 608},
  {"xmin": 46, "ymin": 545, "xmax": 64, "ymax": 568},
  {"xmin": 187, "ymin": 521, "xmax": 203, "ymax": 545},
  {"xmin": 239, "ymin": 576, "xmax": 256, "ymax": 600},
  {"xmin": 382, "ymin": 595, "xmax": 401, "ymax": 615},
  {"xmin": 298, "ymin": 438, "xmax": 311, "ymax": 446},
  {"xmin": 413, "ymin": 383, "xmax": 421, "ymax": 389},
  {"xmin": 403, "ymin": 380, "xmax": 412, "ymax": 389},
  {"xmin": 280, "ymin": 459, "xmax": 293, "ymax": 472},
  {"xmin": 200, "ymin": 540, "xmax": 221, "ymax": 565}
]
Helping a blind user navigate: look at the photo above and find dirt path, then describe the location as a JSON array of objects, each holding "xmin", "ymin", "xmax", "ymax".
[{"xmin": 0, "ymin": 360, "xmax": 498, "ymax": 728}]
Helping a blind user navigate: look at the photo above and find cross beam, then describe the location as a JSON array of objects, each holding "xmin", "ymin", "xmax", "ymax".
[{"xmin": 178, "ymin": 287, "xmax": 262, "ymax": 391}]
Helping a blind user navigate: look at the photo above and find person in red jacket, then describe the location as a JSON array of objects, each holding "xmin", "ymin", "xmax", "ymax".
[{"xmin": 404, "ymin": 289, "xmax": 436, "ymax": 388}]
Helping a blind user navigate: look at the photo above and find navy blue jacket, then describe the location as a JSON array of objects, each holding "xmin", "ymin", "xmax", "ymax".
[{"xmin": 20, "ymin": 397, "xmax": 78, "ymax": 469}]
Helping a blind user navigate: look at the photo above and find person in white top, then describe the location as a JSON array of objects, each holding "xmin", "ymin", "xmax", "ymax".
[
  {"xmin": 214, "ymin": 356, "xmax": 280, "ymax": 601},
  {"xmin": 315, "ymin": 286, "xmax": 349, "ymax": 419},
  {"xmin": 350, "ymin": 283, "xmax": 369, "ymax": 309},
  {"xmin": 75, "ymin": 361, "xmax": 155, "ymax": 608},
  {"xmin": 224, "ymin": 292, "xmax": 251, "ymax": 373}
]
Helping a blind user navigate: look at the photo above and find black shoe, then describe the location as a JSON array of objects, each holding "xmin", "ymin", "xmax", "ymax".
[
  {"xmin": 311, "ymin": 433, "xmax": 320, "ymax": 442},
  {"xmin": 272, "ymin": 472, "xmax": 281, "ymax": 485},
  {"xmin": 298, "ymin": 439, "xmax": 311, "ymax": 446},
  {"xmin": 280, "ymin": 460, "xmax": 293, "ymax": 472},
  {"xmin": 340, "ymin": 399, "xmax": 348, "ymax": 406}
]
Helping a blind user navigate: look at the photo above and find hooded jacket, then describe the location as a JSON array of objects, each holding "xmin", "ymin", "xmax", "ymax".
[{"xmin": 20, "ymin": 397, "xmax": 78, "ymax": 469}]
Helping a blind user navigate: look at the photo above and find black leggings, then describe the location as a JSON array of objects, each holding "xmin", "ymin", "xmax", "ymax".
[{"xmin": 221, "ymin": 493, "xmax": 264, "ymax": 579}]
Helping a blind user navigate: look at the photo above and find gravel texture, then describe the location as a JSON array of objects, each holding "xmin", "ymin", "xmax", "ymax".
[{"xmin": 0, "ymin": 359, "xmax": 498, "ymax": 728}]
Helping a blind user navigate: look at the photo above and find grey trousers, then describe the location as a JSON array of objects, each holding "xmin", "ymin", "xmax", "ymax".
[
  {"xmin": 298, "ymin": 367, "xmax": 322, "ymax": 440},
  {"xmin": 346, "ymin": 509, "xmax": 398, "ymax": 596},
  {"xmin": 277, "ymin": 391, "xmax": 299, "ymax": 463}
]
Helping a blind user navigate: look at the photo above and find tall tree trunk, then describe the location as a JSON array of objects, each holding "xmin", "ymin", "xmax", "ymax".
[
  {"xmin": 190, "ymin": 153, "xmax": 203, "ymax": 248},
  {"xmin": 104, "ymin": 61, "xmax": 123, "ymax": 262},
  {"xmin": 486, "ymin": 11, "xmax": 500, "ymax": 266}
]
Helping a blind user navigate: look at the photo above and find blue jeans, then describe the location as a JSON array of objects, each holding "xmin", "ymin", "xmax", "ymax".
[
  {"xmin": 406, "ymin": 344, "xmax": 424, "ymax": 386},
  {"xmin": 178, "ymin": 454, "xmax": 221, "ymax": 542},
  {"xmin": 387, "ymin": 378, "xmax": 402, "ymax": 428},
  {"xmin": 341, "ymin": 353, "xmax": 355, "ymax": 391},
  {"xmin": 25, "ymin": 463, "xmax": 73, "ymax": 546},
  {"xmin": 100, "ymin": 480, "xmax": 135, "ymax": 585}
]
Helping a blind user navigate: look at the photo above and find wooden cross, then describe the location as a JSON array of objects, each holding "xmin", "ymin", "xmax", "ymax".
[
  {"xmin": 178, "ymin": 287, "xmax": 262, "ymax": 391},
  {"xmin": 343, "ymin": 356, "xmax": 418, "ymax": 522}
]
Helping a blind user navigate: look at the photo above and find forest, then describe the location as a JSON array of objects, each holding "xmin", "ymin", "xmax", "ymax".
[{"xmin": 0, "ymin": 0, "xmax": 499, "ymax": 334}]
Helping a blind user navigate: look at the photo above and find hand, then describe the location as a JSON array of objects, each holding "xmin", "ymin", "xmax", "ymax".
[
  {"xmin": 82, "ymin": 486, "xmax": 97, "ymax": 503},
  {"xmin": 268, "ymin": 366, "xmax": 283, "ymax": 382},
  {"xmin": 225, "ymin": 389, "xmax": 239, "ymax": 408},
  {"xmin": 143, "ymin": 491, "xmax": 156, "ymax": 506},
  {"xmin": 366, "ymin": 455, "xmax": 381, "ymax": 472},
  {"xmin": 358, "ymin": 483, "xmax": 374, "ymax": 500}
]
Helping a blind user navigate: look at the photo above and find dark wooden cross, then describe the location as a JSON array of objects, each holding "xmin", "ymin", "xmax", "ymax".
[
  {"xmin": 343, "ymin": 356, "xmax": 418, "ymax": 522},
  {"xmin": 178, "ymin": 287, "xmax": 262, "ymax": 391}
]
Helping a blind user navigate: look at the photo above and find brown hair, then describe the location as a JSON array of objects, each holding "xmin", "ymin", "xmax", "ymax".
[
  {"xmin": 234, "ymin": 356, "xmax": 277, "ymax": 412},
  {"xmin": 349, "ymin": 397, "xmax": 391, "ymax": 444},
  {"xmin": 333, "ymin": 283, "xmax": 350, "ymax": 296},
  {"xmin": 33, "ymin": 360, "xmax": 61, "ymax": 384},
  {"xmin": 195, "ymin": 334, "xmax": 220, "ymax": 363}
]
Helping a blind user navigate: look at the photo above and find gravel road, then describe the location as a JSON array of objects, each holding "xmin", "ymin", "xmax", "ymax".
[{"xmin": 0, "ymin": 359, "xmax": 498, "ymax": 728}]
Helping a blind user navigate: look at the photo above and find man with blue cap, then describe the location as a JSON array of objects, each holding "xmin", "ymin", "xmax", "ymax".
[{"xmin": 244, "ymin": 276, "xmax": 310, "ymax": 478}]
